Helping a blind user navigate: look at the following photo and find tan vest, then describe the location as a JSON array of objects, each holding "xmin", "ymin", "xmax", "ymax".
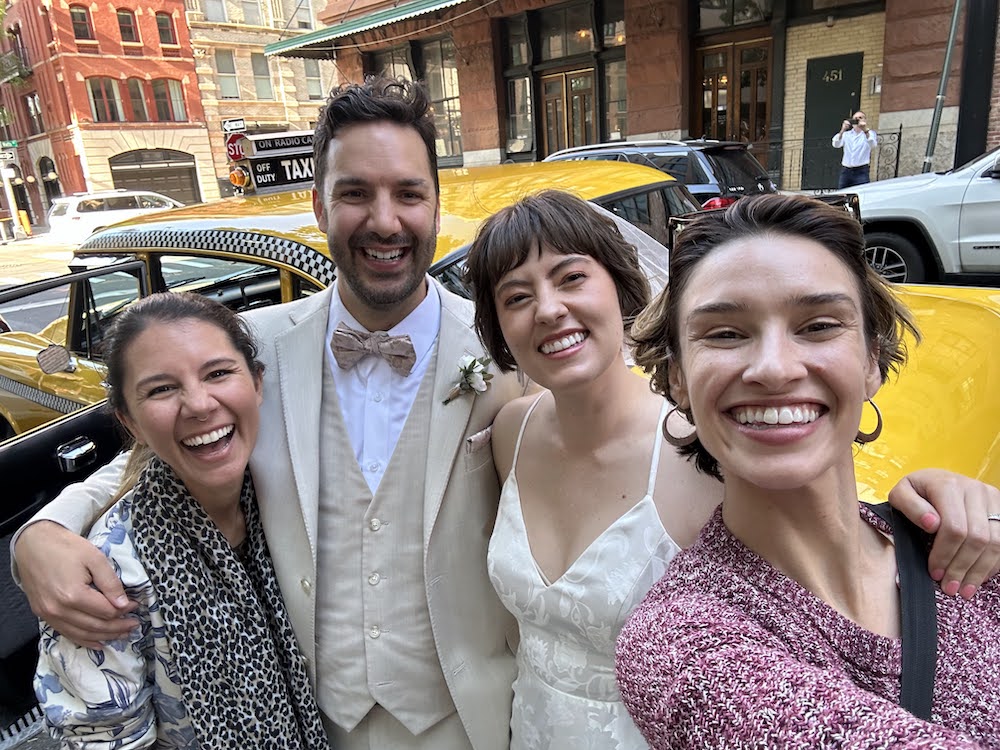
[{"xmin": 314, "ymin": 349, "xmax": 455, "ymax": 734}]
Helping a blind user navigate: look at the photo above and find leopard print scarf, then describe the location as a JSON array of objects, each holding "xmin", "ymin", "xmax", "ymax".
[{"xmin": 129, "ymin": 457, "xmax": 329, "ymax": 750}]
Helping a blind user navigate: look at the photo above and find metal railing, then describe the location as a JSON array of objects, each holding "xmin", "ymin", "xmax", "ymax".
[
  {"xmin": 0, "ymin": 51, "xmax": 30, "ymax": 86},
  {"xmin": 761, "ymin": 126, "xmax": 902, "ymax": 192}
]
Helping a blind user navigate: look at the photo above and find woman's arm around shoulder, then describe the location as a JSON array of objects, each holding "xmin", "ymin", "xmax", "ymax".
[
  {"xmin": 492, "ymin": 393, "xmax": 545, "ymax": 485},
  {"xmin": 615, "ymin": 582, "xmax": 984, "ymax": 750}
]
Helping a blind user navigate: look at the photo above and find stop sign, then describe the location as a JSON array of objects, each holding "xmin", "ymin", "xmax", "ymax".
[{"xmin": 226, "ymin": 133, "xmax": 245, "ymax": 161}]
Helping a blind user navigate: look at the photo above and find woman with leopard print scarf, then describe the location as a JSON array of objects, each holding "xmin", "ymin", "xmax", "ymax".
[{"xmin": 34, "ymin": 292, "xmax": 330, "ymax": 750}]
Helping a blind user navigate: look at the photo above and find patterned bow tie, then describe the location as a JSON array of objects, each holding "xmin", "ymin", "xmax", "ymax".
[{"xmin": 330, "ymin": 322, "xmax": 417, "ymax": 377}]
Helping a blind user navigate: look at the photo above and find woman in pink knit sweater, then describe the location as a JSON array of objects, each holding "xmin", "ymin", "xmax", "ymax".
[{"xmin": 617, "ymin": 194, "xmax": 1000, "ymax": 748}]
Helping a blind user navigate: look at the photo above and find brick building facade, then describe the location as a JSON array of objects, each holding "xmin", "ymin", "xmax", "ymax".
[
  {"xmin": 267, "ymin": 0, "xmax": 999, "ymax": 191},
  {"xmin": 0, "ymin": 0, "xmax": 214, "ymax": 220}
]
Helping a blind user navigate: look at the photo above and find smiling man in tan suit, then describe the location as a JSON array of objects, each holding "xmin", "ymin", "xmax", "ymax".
[{"xmin": 13, "ymin": 77, "xmax": 522, "ymax": 750}]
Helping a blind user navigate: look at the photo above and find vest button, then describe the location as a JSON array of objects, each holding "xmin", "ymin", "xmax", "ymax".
[
  {"xmin": 369, "ymin": 625, "xmax": 381, "ymax": 639},
  {"xmin": 369, "ymin": 518, "xmax": 382, "ymax": 531},
  {"xmin": 300, "ymin": 578, "xmax": 312, "ymax": 594},
  {"xmin": 368, "ymin": 572, "xmax": 381, "ymax": 586}
]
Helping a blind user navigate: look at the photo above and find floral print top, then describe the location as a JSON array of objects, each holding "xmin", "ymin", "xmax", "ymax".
[{"xmin": 34, "ymin": 495, "xmax": 200, "ymax": 749}]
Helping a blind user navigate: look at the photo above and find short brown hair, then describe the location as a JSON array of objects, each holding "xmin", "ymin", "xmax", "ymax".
[
  {"xmin": 465, "ymin": 189, "xmax": 651, "ymax": 372},
  {"xmin": 313, "ymin": 76, "xmax": 439, "ymax": 196},
  {"xmin": 632, "ymin": 193, "xmax": 921, "ymax": 480}
]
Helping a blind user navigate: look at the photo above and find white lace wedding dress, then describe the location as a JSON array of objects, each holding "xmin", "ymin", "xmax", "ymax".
[{"xmin": 487, "ymin": 396, "xmax": 679, "ymax": 749}]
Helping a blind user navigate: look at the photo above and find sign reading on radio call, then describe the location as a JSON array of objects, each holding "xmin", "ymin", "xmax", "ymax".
[{"xmin": 226, "ymin": 134, "xmax": 246, "ymax": 161}]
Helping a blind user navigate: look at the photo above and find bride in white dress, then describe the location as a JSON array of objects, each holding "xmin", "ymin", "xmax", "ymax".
[{"xmin": 464, "ymin": 191, "xmax": 722, "ymax": 749}]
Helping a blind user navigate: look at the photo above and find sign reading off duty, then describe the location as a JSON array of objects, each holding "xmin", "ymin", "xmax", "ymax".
[
  {"xmin": 222, "ymin": 118, "xmax": 247, "ymax": 133},
  {"xmin": 0, "ymin": 151, "xmax": 14, "ymax": 161},
  {"xmin": 251, "ymin": 154, "xmax": 315, "ymax": 189}
]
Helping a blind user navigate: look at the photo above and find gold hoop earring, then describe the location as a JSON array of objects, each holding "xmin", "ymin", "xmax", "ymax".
[
  {"xmin": 856, "ymin": 398, "xmax": 883, "ymax": 443},
  {"xmin": 663, "ymin": 405, "xmax": 698, "ymax": 448}
]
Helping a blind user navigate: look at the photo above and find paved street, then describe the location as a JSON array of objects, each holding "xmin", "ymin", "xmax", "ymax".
[{"xmin": 0, "ymin": 232, "xmax": 76, "ymax": 290}]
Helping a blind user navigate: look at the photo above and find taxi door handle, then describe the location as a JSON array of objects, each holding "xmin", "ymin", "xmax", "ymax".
[{"xmin": 56, "ymin": 436, "xmax": 97, "ymax": 473}]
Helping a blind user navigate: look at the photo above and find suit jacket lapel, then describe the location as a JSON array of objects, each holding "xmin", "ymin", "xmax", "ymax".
[
  {"xmin": 272, "ymin": 288, "xmax": 331, "ymax": 548},
  {"xmin": 423, "ymin": 288, "xmax": 481, "ymax": 544}
]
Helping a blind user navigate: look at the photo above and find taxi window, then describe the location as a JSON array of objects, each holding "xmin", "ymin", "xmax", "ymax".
[
  {"xmin": 48, "ymin": 203, "xmax": 69, "ymax": 218},
  {"xmin": 159, "ymin": 255, "xmax": 283, "ymax": 311}
]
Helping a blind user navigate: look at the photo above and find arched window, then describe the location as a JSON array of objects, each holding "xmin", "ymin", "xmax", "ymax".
[
  {"xmin": 117, "ymin": 9, "xmax": 139, "ymax": 43},
  {"xmin": 155, "ymin": 12, "xmax": 177, "ymax": 45},
  {"xmin": 69, "ymin": 6, "xmax": 95, "ymax": 40},
  {"xmin": 86, "ymin": 77, "xmax": 123, "ymax": 122},
  {"xmin": 151, "ymin": 79, "xmax": 187, "ymax": 121},
  {"xmin": 126, "ymin": 78, "xmax": 148, "ymax": 121}
]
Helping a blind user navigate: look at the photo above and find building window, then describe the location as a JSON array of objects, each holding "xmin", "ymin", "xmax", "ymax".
[
  {"xmin": 127, "ymin": 78, "xmax": 148, "ymax": 121},
  {"xmin": 604, "ymin": 59, "xmax": 627, "ymax": 139},
  {"xmin": 23, "ymin": 92, "xmax": 44, "ymax": 134},
  {"xmin": 304, "ymin": 59, "xmax": 324, "ymax": 100},
  {"xmin": 251, "ymin": 53, "xmax": 273, "ymax": 99},
  {"xmin": 505, "ymin": 16, "xmax": 529, "ymax": 67},
  {"xmin": 422, "ymin": 38, "xmax": 462, "ymax": 159},
  {"xmin": 153, "ymin": 79, "xmax": 187, "ymax": 121},
  {"xmin": 294, "ymin": 0, "xmax": 313, "ymax": 29},
  {"xmin": 215, "ymin": 49, "xmax": 240, "ymax": 99},
  {"xmin": 699, "ymin": 0, "xmax": 772, "ymax": 30},
  {"xmin": 9, "ymin": 28, "xmax": 30, "ymax": 68},
  {"xmin": 506, "ymin": 77, "xmax": 533, "ymax": 154},
  {"xmin": 87, "ymin": 77, "xmax": 124, "ymax": 122},
  {"xmin": 538, "ymin": 4, "xmax": 593, "ymax": 61},
  {"xmin": 117, "ymin": 9, "xmax": 139, "ymax": 43},
  {"xmin": 602, "ymin": 0, "xmax": 625, "ymax": 47},
  {"xmin": 156, "ymin": 12, "xmax": 177, "ymax": 45},
  {"xmin": 241, "ymin": 0, "xmax": 262, "ymax": 25},
  {"xmin": 204, "ymin": 0, "xmax": 226, "ymax": 22},
  {"xmin": 70, "ymin": 6, "xmax": 95, "ymax": 40},
  {"xmin": 371, "ymin": 46, "xmax": 412, "ymax": 80}
]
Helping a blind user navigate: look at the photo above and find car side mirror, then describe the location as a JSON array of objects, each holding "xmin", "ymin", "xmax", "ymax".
[
  {"xmin": 37, "ymin": 344, "xmax": 76, "ymax": 374},
  {"xmin": 991, "ymin": 155, "xmax": 1000, "ymax": 179}
]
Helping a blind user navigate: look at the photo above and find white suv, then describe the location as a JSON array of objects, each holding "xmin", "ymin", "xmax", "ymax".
[
  {"xmin": 854, "ymin": 147, "xmax": 1000, "ymax": 283},
  {"xmin": 47, "ymin": 190, "xmax": 183, "ymax": 245}
]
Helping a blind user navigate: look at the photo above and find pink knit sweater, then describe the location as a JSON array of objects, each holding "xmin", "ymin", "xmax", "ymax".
[{"xmin": 616, "ymin": 506, "xmax": 1000, "ymax": 749}]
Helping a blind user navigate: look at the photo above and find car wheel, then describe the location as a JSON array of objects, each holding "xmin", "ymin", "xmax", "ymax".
[{"xmin": 864, "ymin": 232, "xmax": 926, "ymax": 283}]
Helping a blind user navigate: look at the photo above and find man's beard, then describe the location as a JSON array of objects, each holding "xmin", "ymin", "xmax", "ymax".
[{"xmin": 330, "ymin": 230, "xmax": 437, "ymax": 311}]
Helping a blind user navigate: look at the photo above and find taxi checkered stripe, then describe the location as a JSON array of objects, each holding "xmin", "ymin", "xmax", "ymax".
[
  {"xmin": 0, "ymin": 374, "xmax": 89, "ymax": 416},
  {"xmin": 80, "ymin": 229, "xmax": 337, "ymax": 287}
]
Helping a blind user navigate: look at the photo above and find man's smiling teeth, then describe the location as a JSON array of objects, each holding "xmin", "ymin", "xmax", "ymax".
[
  {"xmin": 540, "ymin": 332, "xmax": 587, "ymax": 354},
  {"xmin": 732, "ymin": 406, "xmax": 820, "ymax": 425},
  {"xmin": 365, "ymin": 247, "xmax": 405, "ymax": 261},
  {"xmin": 182, "ymin": 425, "xmax": 234, "ymax": 447}
]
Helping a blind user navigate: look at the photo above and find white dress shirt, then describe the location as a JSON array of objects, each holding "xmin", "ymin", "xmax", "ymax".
[
  {"xmin": 324, "ymin": 279, "xmax": 441, "ymax": 493},
  {"xmin": 832, "ymin": 127, "xmax": 878, "ymax": 167}
]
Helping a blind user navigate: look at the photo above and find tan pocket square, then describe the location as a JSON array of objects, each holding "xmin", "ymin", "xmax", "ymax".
[{"xmin": 466, "ymin": 425, "xmax": 493, "ymax": 454}]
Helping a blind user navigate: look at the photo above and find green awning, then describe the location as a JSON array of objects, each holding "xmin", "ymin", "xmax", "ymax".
[{"xmin": 265, "ymin": 0, "xmax": 470, "ymax": 58}]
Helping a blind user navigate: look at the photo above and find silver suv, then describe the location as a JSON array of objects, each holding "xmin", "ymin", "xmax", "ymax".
[
  {"xmin": 47, "ymin": 190, "xmax": 183, "ymax": 245},
  {"xmin": 852, "ymin": 147, "xmax": 1000, "ymax": 283}
]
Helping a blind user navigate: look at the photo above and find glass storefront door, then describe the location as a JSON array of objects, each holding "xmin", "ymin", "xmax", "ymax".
[
  {"xmin": 541, "ymin": 69, "xmax": 596, "ymax": 156},
  {"xmin": 695, "ymin": 39, "xmax": 771, "ymax": 150}
]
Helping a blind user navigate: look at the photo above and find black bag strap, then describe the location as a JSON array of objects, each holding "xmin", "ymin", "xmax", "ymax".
[{"xmin": 865, "ymin": 502, "xmax": 938, "ymax": 720}]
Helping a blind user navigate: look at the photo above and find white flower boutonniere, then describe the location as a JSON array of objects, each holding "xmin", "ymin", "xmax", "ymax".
[{"xmin": 443, "ymin": 354, "xmax": 493, "ymax": 404}]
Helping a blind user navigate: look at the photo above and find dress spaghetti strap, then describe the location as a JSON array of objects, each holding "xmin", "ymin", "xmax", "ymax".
[
  {"xmin": 511, "ymin": 391, "xmax": 547, "ymax": 474},
  {"xmin": 646, "ymin": 400, "xmax": 671, "ymax": 497}
]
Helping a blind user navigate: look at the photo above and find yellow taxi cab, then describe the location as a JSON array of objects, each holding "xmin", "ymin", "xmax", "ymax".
[{"xmin": 0, "ymin": 161, "xmax": 696, "ymax": 440}]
